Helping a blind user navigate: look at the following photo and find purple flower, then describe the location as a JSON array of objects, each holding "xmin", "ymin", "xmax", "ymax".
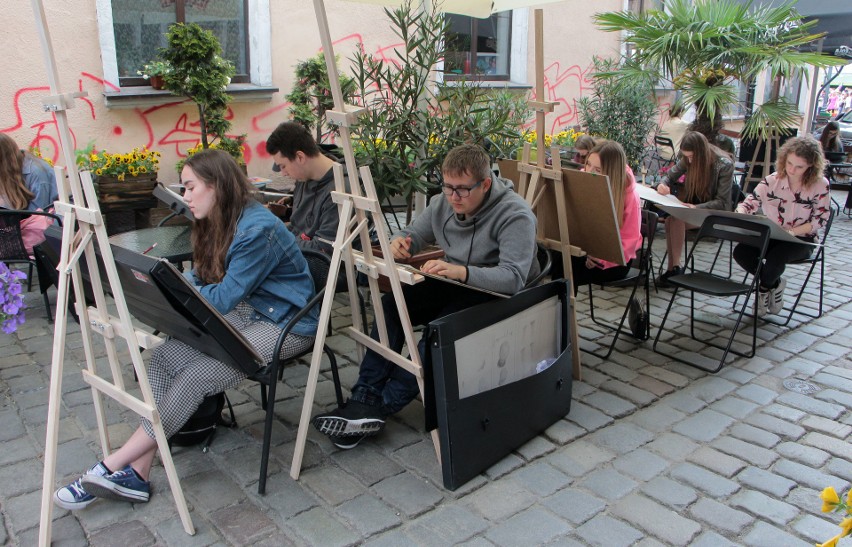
[{"xmin": 2, "ymin": 318, "xmax": 16, "ymax": 334}]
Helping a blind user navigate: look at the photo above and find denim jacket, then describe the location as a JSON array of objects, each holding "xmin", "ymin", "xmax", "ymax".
[{"xmin": 195, "ymin": 201, "xmax": 318, "ymax": 337}]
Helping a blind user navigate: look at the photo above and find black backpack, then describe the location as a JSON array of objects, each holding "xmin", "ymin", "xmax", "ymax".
[{"xmin": 169, "ymin": 392, "xmax": 236, "ymax": 452}]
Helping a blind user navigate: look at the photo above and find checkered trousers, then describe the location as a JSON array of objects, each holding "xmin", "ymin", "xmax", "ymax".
[{"xmin": 141, "ymin": 302, "xmax": 314, "ymax": 439}]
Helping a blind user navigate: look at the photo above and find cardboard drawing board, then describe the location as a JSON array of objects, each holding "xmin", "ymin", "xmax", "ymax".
[{"xmin": 538, "ymin": 167, "xmax": 625, "ymax": 265}]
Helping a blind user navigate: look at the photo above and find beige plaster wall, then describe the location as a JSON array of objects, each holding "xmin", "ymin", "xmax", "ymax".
[{"xmin": 3, "ymin": 0, "xmax": 624, "ymax": 185}]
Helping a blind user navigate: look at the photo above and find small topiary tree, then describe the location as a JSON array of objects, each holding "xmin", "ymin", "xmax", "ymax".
[
  {"xmin": 286, "ymin": 53, "xmax": 356, "ymax": 144},
  {"xmin": 160, "ymin": 23, "xmax": 236, "ymax": 149}
]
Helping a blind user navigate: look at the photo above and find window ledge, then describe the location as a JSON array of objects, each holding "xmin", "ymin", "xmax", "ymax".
[
  {"xmin": 442, "ymin": 80, "xmax": 532, "ymax": 90},
  {"xmin": 103, "ymin": 83, "xmax": 279, "ymax": 109}
]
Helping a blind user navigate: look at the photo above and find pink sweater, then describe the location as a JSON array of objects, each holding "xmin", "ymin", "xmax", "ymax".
[{"xmin": 598, "ymin": 166, "xmax": 643, "ymax": 269}]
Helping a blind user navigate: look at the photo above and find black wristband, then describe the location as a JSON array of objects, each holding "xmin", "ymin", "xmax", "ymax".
[{"xmin": 463, "ymin": 266, "xmax": 469, "ymax": 283}]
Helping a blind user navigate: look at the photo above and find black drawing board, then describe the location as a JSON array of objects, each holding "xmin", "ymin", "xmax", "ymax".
[
  {"xmin": 426, "ymin": 281, "xmax": 573, "ymax": 490},
  {"xmin": 43, "ymin": 227, "xmax": 264, "ymax": 374}
]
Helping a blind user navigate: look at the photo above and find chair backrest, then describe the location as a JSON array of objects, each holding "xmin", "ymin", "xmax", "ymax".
[
  {"xmin": 654, "ymin": 135, "xmax": 675, "ymax": 150},
  {"xmin": 696, "ymin": 215, "xmax": 771, "ymax": 258},
  {"xmin": 0, "ymin": 209, "xmax": 31, "ymax": 262},
  {"xmin": 300, "ymin": 249, "xmax": 332, "ymax": 294},
  {"xmin": 820, "ymin": 202, "xmax": 837, "ymax": 246},
  {"xmin": 524, "ymin": 241, "xmax": 553, "ymax": 288}
]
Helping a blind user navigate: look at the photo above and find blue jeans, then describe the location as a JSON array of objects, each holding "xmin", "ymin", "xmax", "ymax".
[{"xmin": 351, "ymin": 278, "xmax": 496, "ymax": 415}]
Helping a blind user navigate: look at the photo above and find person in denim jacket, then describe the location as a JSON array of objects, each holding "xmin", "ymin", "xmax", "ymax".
[{"xmin": 54, "ymin": 149, "xmax": 317, "ymax": 510}]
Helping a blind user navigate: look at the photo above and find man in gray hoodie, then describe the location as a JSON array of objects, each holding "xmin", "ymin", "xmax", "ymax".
[{"xmin": 313, "ymin": 144, "xmax": 538, "ymax": 448}]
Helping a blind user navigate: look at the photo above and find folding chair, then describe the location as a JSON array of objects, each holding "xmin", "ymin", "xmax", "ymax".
[
  {"xmin": 762, "ymin": 202, "xmax": 837, "ymax": 327},
  {"xmin": 645, "ymin": 136, "xmax": 676, "ymax": 181},
  {"xmin": 582, "ymin": 209, "xmax": 658, "ymax": 359},
  {"xmin": 249, "ymin": 249, "xmax": 342, "ymax": 494},
  {"xmin": 653, "ymin": 215, "xmax": 771, "ymax": 373},
  {"xmin": 525, "ymin": 241, "xmax": 553, "ymax": 288}
]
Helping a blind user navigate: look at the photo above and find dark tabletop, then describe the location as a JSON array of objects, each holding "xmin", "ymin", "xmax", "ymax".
[{"xmin": 109, "ymin": 225, "xmax": 193, "ymax": 263}]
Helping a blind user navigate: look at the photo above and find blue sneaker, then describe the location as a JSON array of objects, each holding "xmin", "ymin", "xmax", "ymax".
[
  {"xmin": 81, "ymin": 465, "xmax": 150, "ymax": 503},
  {"xmin": 53, "ymin": 462, "xmax": 109, "ymax": 510}
]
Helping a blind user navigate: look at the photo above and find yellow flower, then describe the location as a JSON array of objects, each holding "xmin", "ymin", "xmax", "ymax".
[
  {"xmin": 816, "ymin": 534, "xmax": 841, "ymax": 547},
  {"xmin": 95, "ymin": 168, "xmax": 103, "ymax": 175},
  {"xmin": 841, "ymin": 516, "xmax": 852, "ymax": 536},
  {"xmin": 90, "ymin": 153, "xmax": 99, "ymax": 162},
  {"xmin": 139, "ymin": 166, "xmax": 147, "ymax": 173},
  {"xmin": 117, "ymin": 173, "xmax": 125, "ymax": 182},
  {"xmin": 822, "ymin": 487, "xmax": 840, "ymax": 512}
]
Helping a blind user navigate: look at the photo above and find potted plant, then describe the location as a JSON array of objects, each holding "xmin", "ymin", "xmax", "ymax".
[
  {"xmin": 175, "ymin": 134, "xmax": 247, "ymax": 175},
  {"xmin": 76, "ymin": 145, "xmax": 161, "ymax": 214},
  {"xmin": 286, "ymin": 53, "xmax": 356, "ymax": 144},
  {"xmin": 159, "ymin": 23, "xmax": 235, "ymax": 150},
  {"xmin": 137, "ymin": 60, "xmax": 172, "ymax": 90},
  {"xmin": 0, "ymin": 263, "xmax": 27, "ymax": 334},
  {"xmin": 350, "ymin": 0, "xmax": 530, "ymax": 224},
  {"xmin": 593, "ymin": 0, "xmax": 845, "ymax": 144}
]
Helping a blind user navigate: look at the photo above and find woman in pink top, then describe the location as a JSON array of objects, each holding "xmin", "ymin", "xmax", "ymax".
[
  {"xmin": 734, "ymin": 136, "xmax": 830, "ymax": 316},
  {"xmin": 570, "ymin": 140, "xmax": 642, "ymax": 293}
]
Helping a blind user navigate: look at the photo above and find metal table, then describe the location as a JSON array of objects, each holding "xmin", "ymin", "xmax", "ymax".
[{"xmin": 109, "ymin": 225, "xmax": 193, "ymax": 263}]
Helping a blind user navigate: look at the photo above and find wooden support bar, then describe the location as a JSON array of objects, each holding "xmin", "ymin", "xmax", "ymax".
[
  {"xmin": 41, "ymin": 91, "xmax": 86, "ymax": 112},
  {"xmin": 517, "ymin": 162, "xmax": 562, "ymax": 180},
  {"xmin": 325, "ymin": 104, "xmax": 368, "ymax": 126},
  {"xmin": 81, "ymin": 371, "xmax": 156, "ymax": 420},
  {"xmin": 347, "ymin": 328, "xmax": 422, "ymax": 378},
  {"xmin": 350, "ymin": 249, "xmax": 424, "ymax": 285},
  {"xmin": 330, "ymin": 190, "xmax": 381, "ymax": 213},
  {"xmin": 528, "ymin": 100, "xmax": 557, "ymax": 113}
]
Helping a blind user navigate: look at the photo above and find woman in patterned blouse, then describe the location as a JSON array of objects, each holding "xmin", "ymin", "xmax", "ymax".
[{"xmin": 734, "ymin": 136, "xmax": 830, "ymax": 317}]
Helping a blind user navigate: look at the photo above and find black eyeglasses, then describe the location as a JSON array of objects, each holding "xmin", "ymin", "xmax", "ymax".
[{"xmin": 440, "ymin": 179, "xmax": 484, "ymax": 198}]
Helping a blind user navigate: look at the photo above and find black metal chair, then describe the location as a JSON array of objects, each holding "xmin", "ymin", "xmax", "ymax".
[
  {"xmin": 250, "ymin": 249, "xmax": 342, "ymax": 495},
  {"xmin": 0, "ymin": 208, "xmax": 63, "ymax": 320},
  {"xmin": 762, "ymin": 202, "xmax": 837, "ymax": 327},
  {"xmin": 582, "ymin": 209, "xmax": 658, "ymax": 359},
  {"xmin": 645, "ymin": 135, "xmax": 677, "ymax": 180},
  {"xmin": 653, "ymin": 215, "xmax": 771, "ymax": 373},
  {"xmin": 525, "ymin": 241, "xmax": 554, "ymax": 288}
]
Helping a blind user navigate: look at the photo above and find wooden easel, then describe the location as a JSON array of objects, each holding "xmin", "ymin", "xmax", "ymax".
[
  {"xmin": 514, "ymin": 10, "xmax": 582, "ymax": 380},
  {"xmin": 743, "ymin": 133, "xmax": 781, "ymax": 194},
  {"xmin": 32, "ymin": 1, "xmax": 195, "ymax": 543},
  {"xmin": 289, "ymin": 0, "xmax": 441, "ymax": 479}
]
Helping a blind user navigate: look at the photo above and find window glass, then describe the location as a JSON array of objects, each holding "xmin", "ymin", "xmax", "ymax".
[
  {"xmin": 445, "ymin": 13, "xmax": 511, "ymax": 80},
  {"xmin": 111, "ymin": 0, "xmax": 248, "ymax": 85},
  {"xmin": 112, "ymin": 0, "xmax": 176, "ymax": 79},
  {"xmin": 186, "ymin": 0, "xmax": 247, "ymax": 75}
]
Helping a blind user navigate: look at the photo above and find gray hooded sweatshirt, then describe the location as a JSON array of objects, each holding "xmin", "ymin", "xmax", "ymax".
[{"xmin": 394, "ymin": 176, "xmax": 538, "ymax": 295}]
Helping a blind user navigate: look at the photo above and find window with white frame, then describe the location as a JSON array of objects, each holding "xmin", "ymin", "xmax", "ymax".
[
  {"xmin": 445, "ymin": 12, "xmax": 513, "ymax": 80},
  {"xmin": 98, "ymin": 0, "xmax": 271, "ymax": 89}
]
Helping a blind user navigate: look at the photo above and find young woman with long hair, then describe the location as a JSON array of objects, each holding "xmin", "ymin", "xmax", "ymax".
[
  {"xmin": 735, "ymin": 136, "xmax": 830, "ymax": 316},
  {"xmin": 571, "ymin": 140, "xmax": 642, "ymax": 291},
  {"xmin": 571, "ymin": 135, "xmax": 598, "ymax": 165},
  {"xmin": 54, "ymin": 149, "xmax": 318, "ymax": 510},
  {"xmin": 653, "ymin": 130, "xmax": 734, "ymax": 285},
  {"xmin": 819, "ymin": 121, "xmax": 844, "ymax": 155},
  {"xmin": 0, "ymin": 133, "xmax": 57, "ymax": 211}
]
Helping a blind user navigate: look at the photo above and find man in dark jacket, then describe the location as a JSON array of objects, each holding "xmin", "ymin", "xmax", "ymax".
[{"xmin": 266, "ymin": 122, "xmax": 340, "ymax": 254}]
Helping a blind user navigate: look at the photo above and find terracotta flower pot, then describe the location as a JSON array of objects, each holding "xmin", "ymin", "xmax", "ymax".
[{"xmin": 149, "ymin": 75, "xmax": 166, "ymax": 90}]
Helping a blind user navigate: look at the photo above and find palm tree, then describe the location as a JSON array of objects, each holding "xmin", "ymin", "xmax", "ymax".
[{"xmin": 594, "ymin": 0, "xmax": 845, "ymax": 142}]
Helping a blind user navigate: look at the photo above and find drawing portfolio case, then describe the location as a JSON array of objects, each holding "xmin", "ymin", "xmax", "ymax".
[{"xmin": 425, "ymin": 281, "xmax": 573, "ymax": 490}]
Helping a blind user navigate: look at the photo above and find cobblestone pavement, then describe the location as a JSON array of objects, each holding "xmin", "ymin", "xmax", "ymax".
[{"xmin": 1, "ymin": 204, "xmax": 851, "ymax": 546}]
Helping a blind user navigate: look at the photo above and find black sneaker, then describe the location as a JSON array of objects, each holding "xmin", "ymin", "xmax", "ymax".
[
  {"xmin": 656, "ymin": 265, "xmax": 683, "ymax": 288},
  {"xmin": 329, "ymin": 433, "xmax": 366, "ymax": 450},
  {"xmin": 312, "ymin": 400, "xmax": 385, "ymax": 437}
]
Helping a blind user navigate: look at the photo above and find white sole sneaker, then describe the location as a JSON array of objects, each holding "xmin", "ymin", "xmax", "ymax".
[
  {"xmin": 768, "ymin": 278, "xmax": 785, "ymax": 314},
  {"xmin": 756, "ymin": 290, "xmax": 770, "ymax": 317}
]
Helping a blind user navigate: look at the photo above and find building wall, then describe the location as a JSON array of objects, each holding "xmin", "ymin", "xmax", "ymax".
[{"xmin": 4, "ymin": 0, "xmax": 622, "ymax": 186}]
